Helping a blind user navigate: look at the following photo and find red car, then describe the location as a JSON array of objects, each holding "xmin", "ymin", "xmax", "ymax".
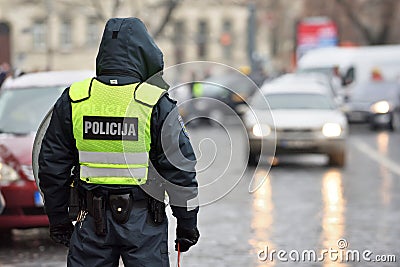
[{"xmin": 0, "ymin": 70, "xmax": 93, "ymax": 233}]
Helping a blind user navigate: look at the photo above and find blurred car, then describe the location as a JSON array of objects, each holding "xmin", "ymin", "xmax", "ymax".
[
  {"xmin": 0, "ymin": 70, "xmax": 93, "ymax": 232},
  {"xmin": 272, "ymin": 72, "xmax": 344, "ymax": 105},
  {"xmin": 179, "ymin": 72, "xmax": 259, "ymax": 125},
  {"xmin": 343, "ymin": 81, "xmax": 400, "ymax": 130},
  {"xmin": 244, "ymin": 82, "xmax": 348, "ymax": 167}
]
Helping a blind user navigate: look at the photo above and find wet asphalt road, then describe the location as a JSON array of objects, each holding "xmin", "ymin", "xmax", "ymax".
[{"xmin": 1, "ymin": 123, "xmax": 400, "ymax": 267}]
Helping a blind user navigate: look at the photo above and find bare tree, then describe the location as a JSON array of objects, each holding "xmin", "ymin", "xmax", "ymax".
[
  {"xmin": 89, "ymin": 0, "xmax": 123, "ymax": 21},
  {"xmin": 152, "ymin": 0, "xmax": 180, "ymax": 39},
  {"xmin": 90, "ymin": 0, "xmax": 180, "ymax": 39},
  {"xmin": 335, "ymin": 0, "xmax": 399, "ymax": 45}
]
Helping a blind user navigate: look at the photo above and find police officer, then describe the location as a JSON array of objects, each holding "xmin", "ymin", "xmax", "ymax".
[{"xmin": 39, "ymin": 18, "xmax": 199, "ymax": 266}]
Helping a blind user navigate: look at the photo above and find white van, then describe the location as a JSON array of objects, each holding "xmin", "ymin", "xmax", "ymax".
[{"xmin": 297, "ymin": 45, "xmax": 400, "ymax": 91}]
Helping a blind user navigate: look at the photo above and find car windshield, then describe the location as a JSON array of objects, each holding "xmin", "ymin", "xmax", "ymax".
[
  {"xmin": 0, "ymin": 87, "xmax": 64, "ymax": 134},
  {"xmin": 201, "ymin": 73, "xmax": 257, "ymax": 98},
  {"xmin": 351, "ymin": 82, "xmax": 399, "ymax": 102},
  {"xmin": 297, "ymin": 67, "xmax": 334, "ymax": 78},
  {"xmin": 252, "ymin": 93, "xmax": 335, "ymax": 110},
  {"xmin": 201, "ymin": 83, "xmax": 228, "ymax": 98}
]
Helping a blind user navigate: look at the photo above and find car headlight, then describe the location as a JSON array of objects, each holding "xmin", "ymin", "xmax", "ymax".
[
  {"xmin": 252, "ymin": 124, "xmax": 271, "ymax": 137},
  {"xmin": 322, "ymin": 123, "xmax": 342, "ymax": 137},
  {"xmin": 0, "ymin": 163, "xmax": 20, "ymax": 183},
  {"xmin": 370, "ymin": 101, "xmax": 390, "ymax": 114}
]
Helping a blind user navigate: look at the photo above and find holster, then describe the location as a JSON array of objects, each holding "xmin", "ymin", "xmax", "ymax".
[
  {"xmin": 109, "ymin": 193, "xmax": 133, "ymax": 224},
  {"xmin": 86, "ymin": 193, "xmax": 107, "ymax": 236},
  {"xmin": 68, "ymin": 168, "xmax": 81, "ymax": 221},
  {"xmin": 68, "ymin": 185, "xmax": 80, "ymax": 221},
  {"xmin": 147, "ymin": 197, "xmax": 166, "ymax": 225},
  {"xmin": 143, "ymin": 173, "xmax": 167, "ymax": 225}
]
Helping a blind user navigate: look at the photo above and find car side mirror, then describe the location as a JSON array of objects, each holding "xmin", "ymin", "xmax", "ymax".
[{"xmin": 342, "ymin": 67, "xmax": 355, "ymax": 86}]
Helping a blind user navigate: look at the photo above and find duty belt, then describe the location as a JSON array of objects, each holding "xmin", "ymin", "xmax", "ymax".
[
  {"xmin": 85, "ymin": 190, "xmax": 147, "ymax": 216},
  {"xmin": 84, "ymin": 190, "xmax": 147, "ymax": 235}
]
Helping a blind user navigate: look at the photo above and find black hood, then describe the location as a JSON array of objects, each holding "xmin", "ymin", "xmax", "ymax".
[{"xmin": 96, "ymin": 18, "xmax": 164, "ymax": 82}]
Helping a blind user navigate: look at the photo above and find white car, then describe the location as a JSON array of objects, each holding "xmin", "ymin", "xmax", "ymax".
[
  {"xmin": 268, "ymin": 72, "xmax": 344, "ymax": 105},
  {"xmin": 244, "ymin": 81, "xmax": 348, "ymax": 167}
]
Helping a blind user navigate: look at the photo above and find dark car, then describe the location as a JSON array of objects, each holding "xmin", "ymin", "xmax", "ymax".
[
  {"xmin": 343, "ymin": 81, "xmax": 400, "ymax": 130},
  {"xmin": 0, "ymin": 70, "xmax": 93, "ymax": 233},
  {"xmin": 179, "ymin": 72, "xmax": 260, "ymax": 125}
]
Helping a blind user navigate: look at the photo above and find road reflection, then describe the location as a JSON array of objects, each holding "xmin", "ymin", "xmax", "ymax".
[
  {"xmin": 376, "ymin": 132, "xmax": 393, "ymax": 206},
  {"xmin": 321, "ymin": 169, "xmax": 347, "ymax": 267},
  {"xmin": 372, "ymin": 131, "xmax": 395, "ymax": 253},
  {"xmin": 249, "ymin": 169, "xmax": 275, "ymax": 267},
  {"xmin": 376, "ymin": 131, "xmax": 389, "ymax": 155}
]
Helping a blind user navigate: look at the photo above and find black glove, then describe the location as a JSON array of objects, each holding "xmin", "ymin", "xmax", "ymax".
[
  {"xmin": 175, "ymin": 227, "xmax": 200, "ymax": 252},
  {"xmin": 49, "ymin": 222, "xmax": 74, "ymax": 247}
]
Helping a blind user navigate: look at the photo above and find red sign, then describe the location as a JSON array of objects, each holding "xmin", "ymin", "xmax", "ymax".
[{"xmin": 296, "ymin": 17, "xmax": 338, "ymax": 61}]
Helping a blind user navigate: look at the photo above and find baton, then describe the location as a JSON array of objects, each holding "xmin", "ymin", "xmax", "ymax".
[{"xmin": 177, "ymin": 242, "xmax": 182, "ymax": 267}]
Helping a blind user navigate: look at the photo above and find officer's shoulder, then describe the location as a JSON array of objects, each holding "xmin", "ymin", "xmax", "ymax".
[
  {"xmin": 57, "ymin": 87, "xmax": 72, "ymax": 104},
  {"xmin": 157, "ymin": 92, "xmax": 177, "ymax": 107},
  {"xmin": 141, "ymin": 81, "xmax": 177, "ymax": 106},
  {"xmin": 162, "ymin": 92, "xmax": 177, "ymax": 104},
  {"xmin": 69, "ymin": 78, "xmax": 93, "ymax": 102},
  {"xmin": 51, "ymin": 87, "xmax": 72, "ymax": 114},
  {"xmin": 151, "ymin": 93, "xmax": 178, "ymax": 120}
]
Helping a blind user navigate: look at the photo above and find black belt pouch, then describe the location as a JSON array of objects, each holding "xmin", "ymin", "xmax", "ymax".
[{"xmin": 109, "ymin": 193, "xmax": 133, "ymax": 224}]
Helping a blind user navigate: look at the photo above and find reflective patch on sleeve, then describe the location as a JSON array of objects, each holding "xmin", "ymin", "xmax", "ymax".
[{"xmin": 178, "ymin": 115, "xmax": 189, "ymax": 138}]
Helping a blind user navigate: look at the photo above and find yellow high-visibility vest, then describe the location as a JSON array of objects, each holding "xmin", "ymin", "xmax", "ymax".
[{"xmin": 69, "ymin": 78, "xmax": 165, "ymax": 185}]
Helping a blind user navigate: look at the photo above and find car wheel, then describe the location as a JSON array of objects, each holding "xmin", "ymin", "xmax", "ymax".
[
  {"xmin": 388, "ymin": 112, "xmax": 398, "ymax": 131},
  {"xmin": 248, "ymin": 150, "xmax": 259, "ymax": 166},
  {"xmin": 369, "ymin": 122, "xmax": 378, "ymax": 131},
  {"xmin": 328, "ymin": 150, "xmax": 345, "ymax": 167},
  {"xmin": 388, "ymin": 118, "xmax": 395, "ymax": 131},
  {"xmin": 0, "ymin": 229, "xmax": 12, "ymax": 243}
]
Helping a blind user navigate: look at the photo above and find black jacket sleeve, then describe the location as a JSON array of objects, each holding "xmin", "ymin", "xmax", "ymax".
[
  {"xmin": 150, "ymin": 94, "xmax": 199, "ymax": 229},
  {"xmin": 38, "ymin": 88, "xmax": 78, "ymax": 225}
]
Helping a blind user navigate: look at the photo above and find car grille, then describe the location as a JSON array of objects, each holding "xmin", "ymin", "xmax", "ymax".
[
  {"xmin": 349, "ymin": 102, "xmax": 370, "ymax": 111},
  {"xmin": 275, "ymin": 128, "xmax": 317, "ymax": 139}
]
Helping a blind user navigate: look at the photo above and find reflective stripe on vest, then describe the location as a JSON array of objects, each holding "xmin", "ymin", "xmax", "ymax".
[
  {"xmin": 80, "ymin": 167, "xmax": 148, "ymax": 185},
  {"xmin": 70, "ymin": 78, "xmax": 165, "ymax": 185},
  {"xmin": 80, "ymin": 166, "xmax": 147, "ymax": 179},
  {"xmin": 79, "ymin": 151, "xmax": 148, "ymax": 165}
]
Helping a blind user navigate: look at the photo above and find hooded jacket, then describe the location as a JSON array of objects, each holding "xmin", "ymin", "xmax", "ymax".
[{"xmin": 38, "ymin": 18, "xmax": 198, "ymax": 229}]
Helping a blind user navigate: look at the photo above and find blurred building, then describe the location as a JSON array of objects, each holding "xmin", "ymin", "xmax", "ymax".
[{"xmin": 0, "ymin": 0, "xmax": 303, "ymax": 73}]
